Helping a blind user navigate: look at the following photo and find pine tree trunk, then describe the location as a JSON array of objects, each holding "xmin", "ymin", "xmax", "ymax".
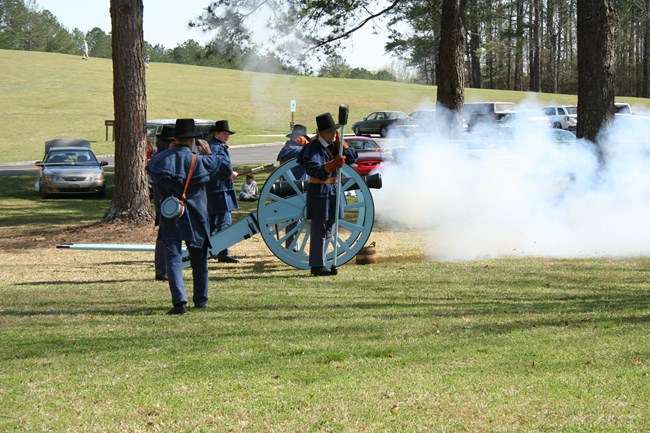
[
  {"xmin": 104, "ymin": 0, "xmax": 153, "ymax": 224},
  {"xmin": 546, "ymin": 0, "xmax": 557, "ymax": 93},
  {"xmin": 641, "ymin": 0, "xmax": 650, "ymax": 98},
  {"xmin": 436, "ymin": 0, "xmax": 466, "ymax": 138},
  {"xmin": 529, "ymin": 0, "xmax": 541, "ymax": 91},
  {"xmin": 469, "ymin": 25, "xmax": 482, "ymax": 88},
  {"xmin": 514, "ymin": 0, "xmax": 524, "ymax": 91},
  {"xmin": 577, "ymin": 0, "xmax": 618, "ymax": 157}
]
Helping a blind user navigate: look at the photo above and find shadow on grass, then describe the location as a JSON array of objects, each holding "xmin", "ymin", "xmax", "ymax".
[
  {"xmin": 14, "ymin": 278, "xmax": 139, "ymax": 286},
  {"xmin": 1, "ymin": 306, "xmax": 162, "ymax": 317},
  {"xmin": 2, "ymin": 279, "xmax": 648, "ymax": 364}
]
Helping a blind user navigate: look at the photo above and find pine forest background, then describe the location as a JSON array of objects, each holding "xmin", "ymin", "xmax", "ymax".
[{"xmin": 1, "ymin": 0, "xmax": 649, "ymax": 97}]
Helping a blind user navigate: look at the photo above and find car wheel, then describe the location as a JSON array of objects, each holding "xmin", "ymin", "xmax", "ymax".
[
  {"xmin": 97, "ymin": 186, "xmax": 106, "ymax": 198},
  {"xmin": 353, "ymin": 126, "xmax": 361, "ymax": 136},
  {"xmin": 380, "ymin": 126, "xmax": 388, "ymax": 138},
  {"xmin": 553, "ymin": 122, "xmax": 562, "ymax": 129}
]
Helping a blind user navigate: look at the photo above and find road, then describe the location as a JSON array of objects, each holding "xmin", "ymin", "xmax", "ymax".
[
  {"xmin": 0, "ymin": 142, "xmax": 285, "ymax": 175},
  {"xmin": 0, "ymin": 138, "xmax": 398, "ymax": 175}
]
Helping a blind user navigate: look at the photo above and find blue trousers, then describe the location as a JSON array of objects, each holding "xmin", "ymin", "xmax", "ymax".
[
  {"xmin": 309, "ymin": 216, "xmax": 335, "ymax": 268},
  {"xmin": 154, "ymin": 239, "xmax": 167, "ymax": 278},
  {"xmin": 210, "ymin": 211, "xmax": 232, "ymax": 257},
  {"xmin": 162, "ymin": 239, "xmax": 209, "ymax": 308}
]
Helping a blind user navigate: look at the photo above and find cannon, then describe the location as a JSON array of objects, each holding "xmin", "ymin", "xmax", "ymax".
[{"xmin": 58, "ymin": 160, "xmax": 382, "ymax": 270}]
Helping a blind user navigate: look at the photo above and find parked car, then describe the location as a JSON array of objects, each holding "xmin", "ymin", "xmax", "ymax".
[
  {"xmin": 463, "ymin": 102, "xmax": 516, "ymax": 132},
  {"xmin": 146, "ymin": 118, "xmax": 216, "ymax": 197},
  {"xmin": 486, "ymin": 111, "xmax": 550, "ymax": 136},
  {"xmin": 35, "ymin": 139, "xmax": 108, "ymax": 198},
  {"xmin": 351, "ymin": 111, "xmax": 412, "ymax": 137},
  {"xmin": 614, "ymin": 102, "xmax": 632, "ymax": 115},
  {"xmin": 543, "ymin": 105, "xmax": 577, "ymax": 130},
  {"xmin": 550, "ymin": 129, "xmax": 577, "ymax": 144},
  {"xmin": 146, "ymin": 118, "xmax": 216, "ymax": 151},
  {"xmin": 344, "ymin": 135, "xmax": 394, "ymax": 175},
  {"xmin": 564, "ymin": 105, "xmax": 578, "ymax": 129},
  {"xmin": 392, "ymin": 109, "xmax": 437, "ymax": 136}
]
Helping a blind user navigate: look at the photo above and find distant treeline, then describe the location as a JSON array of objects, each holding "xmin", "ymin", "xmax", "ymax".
[{"xmin": 0, "ymin": 0, "xmax": 398, "ymax": 81}]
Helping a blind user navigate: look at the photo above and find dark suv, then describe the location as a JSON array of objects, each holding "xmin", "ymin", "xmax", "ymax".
[{"xmin": 463, "ymin": 102, "xmax": 516, "ymax": 132}]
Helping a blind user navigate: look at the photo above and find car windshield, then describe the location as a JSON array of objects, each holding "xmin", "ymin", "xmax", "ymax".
[
  {"xmin": 552, "ymin": 130, "xmax": 576, "ymax": 141},
  {"xmin": 45, "ymin": 149, "xmax": 97, "ymax": 165},
  {"xmin": 345, "ymin": 138, "xmax": 380, "ymax": 151},
  {"xmin": 566, "ymin": 106, "xmax": 577, "ymax": 115}
]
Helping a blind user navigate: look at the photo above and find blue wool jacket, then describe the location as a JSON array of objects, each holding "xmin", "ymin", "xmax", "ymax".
[
  {"xmin": 205, "ymin": 138, "xmax": 239, "ymax": 215},
  {"xmin": 146, "ymin": 145, "xmax": 232, "ymax": 248},
  {"xmin": 296, "ymin": 137, "xmax": 357, "ymax": 220},
  {"xmin": 277, "ymin": 139, "xmax": 308, "ymax": 180}
]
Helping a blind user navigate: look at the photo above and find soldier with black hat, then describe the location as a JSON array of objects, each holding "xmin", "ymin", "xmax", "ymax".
[
  {"xmin": 152, "ymin": 124, "xmax": 176, "ymax": 282},
  {"xmin": 277, "ymin": 123, "xmax": 310, "ymax": 180},
  {"xmin": 297, "ymin": 113, "xmax": 358, "ymax": 276},
  {"xmin": 147, "ymin": 118, "xmax": 232, "ymax": 314},
  {"xmin": 277, "ymin": 124, "xmax": 311, "ymax": 249},
  {"xmin": 205, "ymin": 120, "xmax": 240, "ymax": 263}
]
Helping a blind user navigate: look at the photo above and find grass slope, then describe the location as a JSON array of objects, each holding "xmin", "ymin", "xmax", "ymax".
[{"xmin": 4, "ymin": 49, "xmax": 649, "ymax": 163}]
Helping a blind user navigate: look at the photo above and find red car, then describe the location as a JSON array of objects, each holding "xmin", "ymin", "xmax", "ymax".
[{"xmin": 344, "ymin": 135, "xmax": 394, "ymax": 175}]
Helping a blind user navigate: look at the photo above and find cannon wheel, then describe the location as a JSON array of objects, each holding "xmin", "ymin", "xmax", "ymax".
[{"xmin": 257, "ymin": 160, "xmax": 375, "ymax": 270}]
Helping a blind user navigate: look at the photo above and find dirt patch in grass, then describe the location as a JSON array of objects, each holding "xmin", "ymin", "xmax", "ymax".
[
  {"xmin": 0, "ymin": 220, "xmax": 425, "ymax": 268},
  {"xmin": 0, "ymin": 221, "xmax": 159, "ymax": 250}
]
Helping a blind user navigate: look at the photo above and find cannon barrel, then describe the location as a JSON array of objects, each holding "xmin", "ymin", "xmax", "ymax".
[{"xmin": 269, "ymin": 173, "xmax": 382, "ymax": 198}]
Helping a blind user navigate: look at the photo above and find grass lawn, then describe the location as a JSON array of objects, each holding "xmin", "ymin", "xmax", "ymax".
[{"xmin": 0, "ymin": 170, "xmax": 648, "ymax": 432}]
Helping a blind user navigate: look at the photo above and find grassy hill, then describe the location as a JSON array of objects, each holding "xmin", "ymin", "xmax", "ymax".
[{"xmin": 2, "ymin": 48, "xmax": 649, "ymax": 163}]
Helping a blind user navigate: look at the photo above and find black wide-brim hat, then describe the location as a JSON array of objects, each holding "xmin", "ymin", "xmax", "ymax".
[
  {"xmin": 210, "ymin": 120, "xmax": 236, "ymax": 134},
  {"xmin": 286, "ymin": 124, "xmax": 308, "ymax": 138},
  {"xmin": 156, "ymin": 125, "xmax": 175, "ymax": 140},
  {"xmin": 316, "ymin": 112, "xmax": 340, "ymax": 132},
  {"xmin": 174, "ymin": 118, "xmax": 202, "ymax": 138}
]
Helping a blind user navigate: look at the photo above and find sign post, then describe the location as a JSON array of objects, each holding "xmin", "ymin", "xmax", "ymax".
[{"xmin": 290, "ymin": 99, "xmax": 297, "ymax": 128}]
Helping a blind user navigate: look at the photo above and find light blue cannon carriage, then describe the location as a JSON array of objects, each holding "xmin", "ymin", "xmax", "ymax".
[{"xmin": 59, "ymin": 160, "xmax": 382, "ymax": 270}]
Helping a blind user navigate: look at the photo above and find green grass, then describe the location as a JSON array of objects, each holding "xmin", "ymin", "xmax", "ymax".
[
  {"xmin": 1, "ymin": 49, "xmax": 650, "ymax": 432},
  {"xmin": 1, "ymin": 241, "xmax": 648, "ymax": 431},
  {"xmin": 0, "ymin": 170, "xmax": 649, "ymax": 432},
  {"xmin": 4, "ymin": 49, "xmax": 650, "ymax": 164}
]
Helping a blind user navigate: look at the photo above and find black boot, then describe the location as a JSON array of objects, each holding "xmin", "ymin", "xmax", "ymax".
[
  {"xmin": 310, "ymin": 267, "xmax": 332, "ymax": 276},
  {"xmin": 167, "ymin": 303, "xmax": 188, "ymax": 315}
]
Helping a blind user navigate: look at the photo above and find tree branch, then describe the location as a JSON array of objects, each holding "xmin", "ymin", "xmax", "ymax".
[{"xmin": 311, "ymin": 0, "xmax": 404, "ymax": 50}]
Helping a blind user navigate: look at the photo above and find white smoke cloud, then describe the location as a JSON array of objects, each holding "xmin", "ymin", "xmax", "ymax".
[{"xmin": 374, "ymin": 97, "xmax": 650, "ymax": 261}]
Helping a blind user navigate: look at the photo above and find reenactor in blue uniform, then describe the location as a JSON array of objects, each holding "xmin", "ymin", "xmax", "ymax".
[
  {"xmin": 277, "ymin": 123, "xmax": 310, "ymax": 179},
  {"xmin": 205, "ymin": 120, "xmax": 240, "ymax": 263},
  {"xmin": 297, "ymin": 113, "xmax": 357, "ymax": 276},
  {"xmin": 147, "ymin": 119, "xmax": 232, "ymax": 314},
  {"xmin": 152, "ymin": 125, "xmax": 175, "ymax": 282},
  {"xmin": 277, "ymin": 124, "xmax": 311, "ymax": 249}
]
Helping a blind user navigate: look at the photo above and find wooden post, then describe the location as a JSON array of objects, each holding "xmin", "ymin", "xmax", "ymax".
[{"xmin": 104, "ymin": 120, "xmax": 115, "ymax": 141}]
